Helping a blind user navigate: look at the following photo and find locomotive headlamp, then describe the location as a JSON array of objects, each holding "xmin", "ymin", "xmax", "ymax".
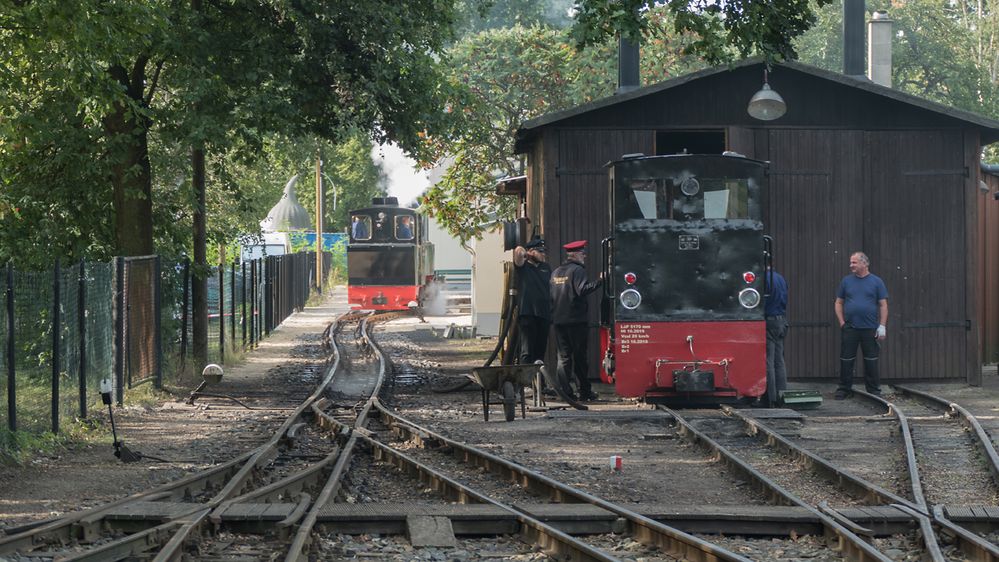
[
  {"xmin": 738, "ymin": 288, "xmax": 761, "ymax": 309},
  {"xmin": 743, "ymin": 271, "xmax": 756, "ymax": 283},
  {"xmin": 624, "ymin": 272, "xmax": 637, "ymax": 285},
  {"xmin": 680, "ymin": 177, "xmax": 700, "ymax": 197},
  {"xmin": 620, "ymin": 288, "xmax": 642, "ymax": 309}
]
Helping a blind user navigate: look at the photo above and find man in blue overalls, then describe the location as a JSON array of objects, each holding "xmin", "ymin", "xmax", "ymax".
[{"xmin": 764, "ymin": 267, "xmax": 788, "ymax": 407}]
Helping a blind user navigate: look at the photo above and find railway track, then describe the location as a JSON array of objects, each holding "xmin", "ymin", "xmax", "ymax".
[
  {"xmin": 680, "ymin": 386, "xmax": 999, "ymax": 561},
  {"xmin": 11, "ymin": 308, "xmax": 999, "ymax": 561},
  {"xmin": 0, "ymin": 311, "xmax": 361, "ymax": 561},
  {"xmin": 0, "ymin": 310, "xmax": 759, "ymax": 561}
]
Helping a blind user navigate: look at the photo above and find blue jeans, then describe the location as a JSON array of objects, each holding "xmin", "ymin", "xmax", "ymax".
[
  {"xmin": 839, "ymin": 326, "xmax": 881, "ymax": 393},
  {"xmin": 766, "ymin": 316, "xmax": 788, "ymax": 404}
]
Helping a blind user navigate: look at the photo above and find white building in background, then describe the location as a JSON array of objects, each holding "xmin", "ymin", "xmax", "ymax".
[
  {"xmin": 469, "ymin": 223, "xmax": 506, "ymax": 336},
  {"xmin": 426, "ymin": 217, "xmax": 471, "ymax": 273}
]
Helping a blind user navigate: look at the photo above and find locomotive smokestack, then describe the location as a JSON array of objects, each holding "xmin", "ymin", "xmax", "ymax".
[
  {"xmin": 843, "ymin": 0, "xmax": 865, "ymax": 77},
  {"xmin": 617, "ymin": 36, "xmax": 640, "ymax": 94}
]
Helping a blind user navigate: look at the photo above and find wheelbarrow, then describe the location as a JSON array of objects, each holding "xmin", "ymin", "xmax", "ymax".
[{"xmin": 470, "ymin": 364, "xmax": 544, "ymax": 422}]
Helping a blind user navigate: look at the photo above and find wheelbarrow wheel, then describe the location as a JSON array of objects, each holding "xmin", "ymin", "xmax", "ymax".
[{"xmin": 502, "ymin": 380, "xmax": 516, "ymax": 422}]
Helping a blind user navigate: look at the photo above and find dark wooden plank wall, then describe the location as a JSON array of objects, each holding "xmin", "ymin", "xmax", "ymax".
[
  {"xmin": 980, "ymin": 170, "xmax": 999, "ymax": 364},
  {"xmin": 866, "ymin": 130, "xmax": 967, "ymax": 380},
  {"xmin": 762, "ymin": 130, "xmax": 865, "ymax": 379},
  {"xmin": 543, "ymin": 129, "xmax": 655, "ymax": 380},
  {"xmin": 965, "ymin": 130, "xmax": 983, "ymax": 384},
  {"xmin": 527, "ymin": 122, "xmax": 990, "ymax": 384}
]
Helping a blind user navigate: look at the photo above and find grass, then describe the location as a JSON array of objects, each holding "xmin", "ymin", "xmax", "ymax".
[
  {"xmin": 0, "ymin": 289, "xmax": 325, "ymax": 466},
  {"xmin": 0, "ymin": 417, "xmax": 104, "ymax": 466},
  {"xmin": 0, "ymin": 371, "xmax": 180, "ymax": 466}
]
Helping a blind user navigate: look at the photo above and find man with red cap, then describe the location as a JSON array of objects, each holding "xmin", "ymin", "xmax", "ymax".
[{"xmin": 550, "ymin": 240, "xmax": 602, "ymax": 401}]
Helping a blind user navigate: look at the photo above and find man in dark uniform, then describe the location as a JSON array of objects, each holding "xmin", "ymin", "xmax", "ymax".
[
  {"xmin": 550, "ymin": 240, "xmax": 602, "ymax": 401},
  {"xmin": 512, "ymin": 237, "xmax": 551, "ymax": 365}
]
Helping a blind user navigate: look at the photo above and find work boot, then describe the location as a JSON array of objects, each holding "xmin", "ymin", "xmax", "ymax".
[
  {"xmin": 834, "ymin": 389, "xmax": 853, "ymax": 400},
  {"xmin": 580, "ymin": 390, "xmax": 598, "ymax": 401}
]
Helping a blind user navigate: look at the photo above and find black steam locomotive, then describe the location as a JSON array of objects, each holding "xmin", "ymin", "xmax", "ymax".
[
  {"xmin": 600, "ymin": 153, "xmax": 770, "ymax": 404},
  {"xmin": 347, "ymin": 197, "xmax": 435, "ymax": 311}
]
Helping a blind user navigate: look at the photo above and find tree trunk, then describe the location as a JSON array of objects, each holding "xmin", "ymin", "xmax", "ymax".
[
  {"xmin": 103, "ymin": 62, "xmax": 154, "ymax": 257},
  {"xmin": 192, "ymin": 146, "xmax": 208, "ymax": 368}
]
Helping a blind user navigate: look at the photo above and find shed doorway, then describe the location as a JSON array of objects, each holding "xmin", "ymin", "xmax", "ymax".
[{"xmin": 656, "ymin": 130, "xmax": 725, "ymax": 156}]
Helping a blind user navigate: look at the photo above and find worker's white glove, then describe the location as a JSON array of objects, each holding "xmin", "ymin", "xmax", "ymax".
[{"xmin": 876, "ymin": 324, "xmax": 886, "ymax": 339}]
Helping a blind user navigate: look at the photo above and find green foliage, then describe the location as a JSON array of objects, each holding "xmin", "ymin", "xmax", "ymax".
[
  {"xmin": 569, "ymin": 0, "xmax": 833, "ymax": 65},
  {"xmin": 422, "ymin": 25, "xmax": 575, "ymax": 243},
  {"xmin": 454, "ymin": 0, "xmax": 574, "ymax": 34},
  {"xmin": 795, "ymin": 0, "xmax": 999, "ymax": 121},
  {"xmin": 0, "ymin": 428, "xmax": 71, "ymax": 466},
  {"xmin": 0, "ymin": 0, "xmax": 466, "ymax": 266},
  {"xmin": 422, "ymin": 15, "xmax": 707, "ymax": 243}
]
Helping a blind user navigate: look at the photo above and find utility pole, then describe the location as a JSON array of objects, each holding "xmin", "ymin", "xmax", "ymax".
[{"xmin": 315, "ymin": 149, "xmax": 323, "ymax": 292}]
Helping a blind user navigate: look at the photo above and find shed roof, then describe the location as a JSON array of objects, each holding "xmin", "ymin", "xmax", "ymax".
[{"xmin": 515, "ymin": 58, "xmax": 999, "ymax": 151}]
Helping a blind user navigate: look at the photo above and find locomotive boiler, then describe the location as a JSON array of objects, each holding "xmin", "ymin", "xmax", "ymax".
[{"xmin": 600, "ymin": 153, "xmax": 770, "ymax": 405}]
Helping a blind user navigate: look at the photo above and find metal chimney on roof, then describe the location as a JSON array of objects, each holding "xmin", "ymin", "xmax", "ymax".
[
  {"xmin": 867, "ymin": 11, "xmax": 892, "ymax": 87},
  {"xmin": 843, "ymin": 0, "xmax": 866, "ymax": 77},
  {"xmin": 617, "ymin": 36, "xmax": 640, "ymax": 94}
]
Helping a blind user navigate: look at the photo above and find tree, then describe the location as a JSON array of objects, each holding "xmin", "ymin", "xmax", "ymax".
[
  {"xmin": 454, "ymin": 0, "xmax": 574, "ymax": 34},
  {"xmin": 570, "ymin": 0, "xmax": 833, "ymax": 64},
  {"xmin": 422, "ymin": 15, "xmax": 707, "ymax": 243},
  {"xmin": 422, "ymin": 25, "xmax": 578, "ymax": 244},
  {"xmin": 0, "ymin": 0, "xmax": 465, "ymax": 264},
  {"xmin": 794, "ymin": 0, "xmax": 998, "ymax": 120}
]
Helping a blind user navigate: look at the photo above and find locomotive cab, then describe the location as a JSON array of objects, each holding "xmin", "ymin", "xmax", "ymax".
[{"xmin": 602, "ymin": 154, "xmax": 769, "ymax": 405}]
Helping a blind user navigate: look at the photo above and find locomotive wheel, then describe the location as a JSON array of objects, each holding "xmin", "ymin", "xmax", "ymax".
[{"xmin": 502, "ymin": 380, "xmax": 516, "ymax": 422}]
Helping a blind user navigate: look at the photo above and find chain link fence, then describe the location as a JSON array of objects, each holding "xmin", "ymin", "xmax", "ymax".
[{"xmin": 1, "ymin": 251, "xmax": 317, "ymax": 434}]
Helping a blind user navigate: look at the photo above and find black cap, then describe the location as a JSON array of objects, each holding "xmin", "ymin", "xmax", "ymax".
[{"xmin": 525, "ymin": 237, "xmax": 546, "ymax": 250}]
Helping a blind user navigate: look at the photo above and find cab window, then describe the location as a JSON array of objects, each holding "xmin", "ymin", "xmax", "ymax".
[
  {"xmin": 351, "ymin": 215, "xmax": 371, "ymax": 240},
  {"xmin": 621, "ymin": 177, "xmax": 755, "ymax": 221},
  {"xmin": 395, "ymin": 215, "xmax": 415, "ymax": 240}
]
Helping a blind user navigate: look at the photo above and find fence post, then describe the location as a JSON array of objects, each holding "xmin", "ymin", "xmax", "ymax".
[
  {"xmin": 250, "ymin": 259, "xmax": 256, "ymax": 348},
  {"xmin": 78, "ymin": 260, "xmax": 87, "ymax": 419},
  {"xmin": 230, "ymin": 261, "xmax": 236, "ymax": 351},
  {"xmin": 264, "ymin": 257, "xmax": 271, "ymax": 336},
  {"xmin": 6, "ymin": 263, "xmax": 15, "ymax": 431},
  {"xmin": 114, "ymin": 256, "xmax": 124, "ymax": 405},
  {"xmin": 218, "ymin": 265, "xmax": 225, "ymax": 364},
  {"xmin": 241, "ymin": 261, "xmax": 247, "ymax": 350},
  {"xmin": 154, "ymin": 256, "xmax": 162, "ymax": 389},
  {"xmin": 52, "ymin": 258, "xmax": 60, "ymax": 434},
  {"xmin": 181, "ymin": 259, "xmax": 189, "ymax": 368}
]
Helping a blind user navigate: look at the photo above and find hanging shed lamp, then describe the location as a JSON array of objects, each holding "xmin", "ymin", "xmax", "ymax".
[{"xmin": 747, "ymin": 68, "xmax": 787, "ymax": 121}]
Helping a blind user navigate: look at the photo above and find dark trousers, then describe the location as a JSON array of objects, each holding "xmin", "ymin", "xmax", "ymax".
[
  {"xmin": 554, "ymin": 323, "xmax": 590, "ymax": 397},
  {"xmin": 765, "ymin": 315, "xmax": 788, "ymax": 404},
  {"xmin": 518, "ymin": 316, "xmax": 550, "ymax": 365},
  {"xmin": 839, "ymin": 327, "xmax": 881, "ymax": 393}
]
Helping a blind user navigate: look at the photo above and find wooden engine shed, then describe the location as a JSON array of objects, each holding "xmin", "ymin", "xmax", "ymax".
[{"xmin": 514, "ymin": 59, "xmax": 999, "ymax": 385}]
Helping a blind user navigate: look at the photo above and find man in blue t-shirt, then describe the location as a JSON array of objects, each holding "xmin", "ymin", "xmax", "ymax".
[
  {"xmin": 834, "ymin": 251, "xmax": 889, "ymax": 399},
  {"xmin": 764, "ymin": 267, "xmax": 788, "ymax": 406}
]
